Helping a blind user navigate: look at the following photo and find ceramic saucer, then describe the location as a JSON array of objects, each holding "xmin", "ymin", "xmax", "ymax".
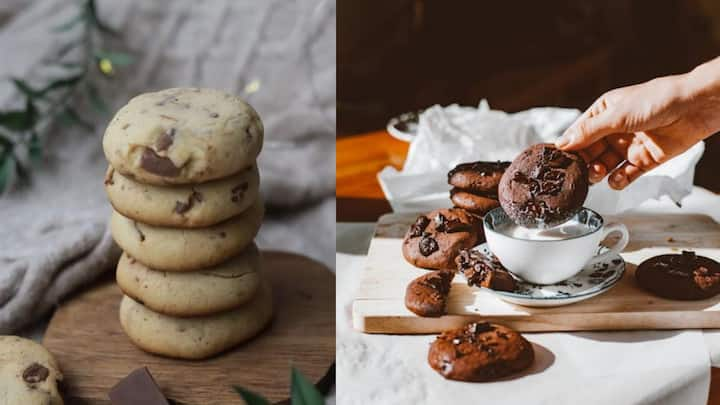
[{"xmin": 468, "ymin": 243, "xmax": 625, "ymax": 307}]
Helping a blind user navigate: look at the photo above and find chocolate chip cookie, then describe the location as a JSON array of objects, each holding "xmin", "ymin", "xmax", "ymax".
[
  {"xmin": 448, "ymin": 161, "xmax": 510, "ymax": 193},
  {"xmin": 103, "ymin": 87, "xmax": 263, "ymax": 185},
  {"xmin": 402, "ymin": 208, "xmax": 484, "ymax": 270},
  {"xmin": 428, "ymin": 322, "xmax": 534, "ymax": 382},
  {"xmin": 455, "ymin": 249, "xmax": 517, "ymax": 292},
  {"xmin": 499, "ymin": 144, "xmax": 588, "ymax": 228},
  {"xmin": 636, "ymin": 250, "xmax": 720, "ymax": 300},
  {"xmin": 0, "ymin": 336, "xmax": 64, "ymax": 404},
  {"xmin": 450, "ymin": 188, "xmax": 500, "ymax": 216},
  {"xmin": 405, "ymin": 270, "xmax": 455, "ymax": 317}
]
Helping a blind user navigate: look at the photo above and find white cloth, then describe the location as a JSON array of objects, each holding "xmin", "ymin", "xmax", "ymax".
[
  {"xmin": 0, "ymin": 0, "xmax": 335, "ymax": 333},
  {"xmin": 378, "ymin": 102, "xmax": 704, "ymax": 214},
  {"xmin": 337, "ymin": 187, "xmax": 720, "ymax": 404}
]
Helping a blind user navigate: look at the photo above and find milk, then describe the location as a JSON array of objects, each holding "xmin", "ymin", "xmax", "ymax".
[{"xmin": 496, "ymin": 219, "xmax": 591, "ymax": 241}]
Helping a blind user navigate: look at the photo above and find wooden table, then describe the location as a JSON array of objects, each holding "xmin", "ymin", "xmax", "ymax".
[{"xmin": 336, "ymin": 130, "xmax": 720, "ymax": 404}]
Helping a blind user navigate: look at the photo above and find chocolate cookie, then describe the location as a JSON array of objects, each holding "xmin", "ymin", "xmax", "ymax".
[
  {"xmin": 448, "ymin": 161, "xmax": 510, "ymax": 193},
  {"xmin": 636, "ymin": 250, "xmax": 720, "ymax": 300},
  {"xmin": 428, "ymin": 322, "xmax": 534, "ymax": 382},
  {"xmin": 405, "ymin": 270, "xmax": 455, "ymax": 317},
  {"xmin": 455, "ymin": 249, "xmax": 517, "ymax": 292},
  {"xmin": 450, "ymin": 188, "xmax": 500, "ymax": 216},
  {"xmin": 499, "ymin": 144, "xmax": 588, "ymax": 228},
  {"xmin": 402, "ymin": 208, "xmax": 484, "ymax": 270}
]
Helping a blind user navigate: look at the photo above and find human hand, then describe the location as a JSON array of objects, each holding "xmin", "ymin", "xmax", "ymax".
[{"xmin": 555, "ymin": 59, "xmax": 720, "ymax": 189}]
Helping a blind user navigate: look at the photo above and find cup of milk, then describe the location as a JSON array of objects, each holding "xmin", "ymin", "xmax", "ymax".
[{"xmin": 483, "ymin": 207, "xmax": 629, "ymax": 285}]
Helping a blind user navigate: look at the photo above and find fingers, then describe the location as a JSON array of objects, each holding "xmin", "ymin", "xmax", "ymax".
[
  {"xmin": 592, "ymin": 148, "xmax": 624, "ymax": 183},
  {"xmin": 556, "ymin": 98, "xmax": 618, "ymax": 151},
  {"xmin": 608, "ymin": 162, "xmax": 646, "ymax": 190}
]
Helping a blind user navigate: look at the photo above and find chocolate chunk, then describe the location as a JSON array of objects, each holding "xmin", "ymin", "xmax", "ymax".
[
  {"xmin": 174, "ymin": 190, "xmax": 203, "ymax": 214},
  {"xmin": 23, "ymin": 363, "xmax": 49, "ymax": 384},
  {"xmin": 155, "ymin": 128, "xmax": 176, "ymax": 152},
  {"xmin": 210, "ymin": 112, "xmax": 219, "ymax": 118},
  {"xmin": 140, "ymin": 148, "xmax": 181, "ymax": 177},
  {"xmin": 231, "ymin": 182, "xmax": 249, "ymax": 203},
  {"xmin": 419, "ymin": 235, "xmax": 439, "ymax": 256},
  {"xmin": 455, "ymin": 249, "xmax": 517, "ymax": 292},
  {"xmin": 104, "ymin": 168, "xmax": 115, "ymax": 186},
  {"xmin": 409, "ymin": 216, "xmax": 431, "ymax": 238},
  {"xmin": 109, "ymin": 367, "xmax": 170, "ymax": 405},
  {"xmin": 133, "ymin": 222, "xmax": 146, "ymax": 242}
]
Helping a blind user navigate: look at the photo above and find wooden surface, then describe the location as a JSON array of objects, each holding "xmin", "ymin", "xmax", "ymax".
[
  {"xmin": 352, "ymin": 212, "xmax": 720, "ymax": 334},
  {"xmin": 43, "ymin": 251, "xmax": 335, "ymax": 405}
]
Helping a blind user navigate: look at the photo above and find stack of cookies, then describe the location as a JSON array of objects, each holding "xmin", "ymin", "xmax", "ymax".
[
  {"xmin": 102, "ymin": 88, "xmax": 272, "ymax": 360},
  {"xmin": 447, "ymin": 161, "xmax": 510, "ymax": 215}
]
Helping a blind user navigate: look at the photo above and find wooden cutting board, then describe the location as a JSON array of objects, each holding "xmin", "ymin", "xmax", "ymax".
[
  {"xmin": 352, "ymin": 212, "xmax": 720, "ymax": 334},
  {"xmin": 44, "ymin": 251, "xmax": 334, "ymax": 405}
]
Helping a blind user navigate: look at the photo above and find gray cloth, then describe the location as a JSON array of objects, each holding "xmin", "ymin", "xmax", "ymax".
[{"xmin": 0, "ymin": 0, "xmax": 335, "ymax": 334}]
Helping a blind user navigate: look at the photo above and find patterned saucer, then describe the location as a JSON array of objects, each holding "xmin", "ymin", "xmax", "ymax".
[{"xmin": 468, "ymin": 243, "xmax": 625, "ymax": 307}]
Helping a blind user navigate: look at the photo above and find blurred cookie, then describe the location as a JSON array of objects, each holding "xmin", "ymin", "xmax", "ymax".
[
  {"xmin": 428, "ymin": 322, "xmax": 534, "ymax": 382},
  {"xmin": 455, "ymin": 249, "xmax": 516, "ymax": 292},
  {"xmin": 116, "ymin": 244, "xmax": 262, "ymax": 317},
  {"xmin": 0, "ymin": 336, "xmax": 64, "ymax": 405},
  {"xmin": 110, "ymin": 197, "xmax": 264, "ymax": 271},
  {"xmin": 450, "ymin": 188, "xmax": 500, "ymax": 216},
  {"xmin": 105, "ymin": 165, "xmax": 259, "ymax": 228},
  {"xmin": 402, "ymin": 208, "xmax": 484, "ymax": 270},
  {"xmin": 103, "ymin": 87, "xmax": 263, "ymax": 185},
  {"xmin": 499, "ymin": 144, "xmax": 588, "ymax": 228},
  {"xmin": 447, "ymin": 161, "xmax": 510, "ymax": 193},
  {"xmin": 119, "ymin": 282, "xmax": 273, "ymax": 360},
  {"xmin": 636, "ymin": 250, "xmax": 720, "ymax": 300},
  {"xmin": 405, "ymin": 270, "xmax": 455, "ymax": 317}
]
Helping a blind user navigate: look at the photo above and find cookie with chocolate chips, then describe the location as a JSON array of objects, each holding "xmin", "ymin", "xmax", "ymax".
[
  {"xmin": 103, "ymin": 87, "xmax": 263, "ymax": 185},
  {"xmin": 499, "ymin": 144, "xmax": 588, "ymax": 228},
  {"xmin": 455, "ymin": 249, "xmax": 517, "ymax": 292},
  {"xmin": 448, "ymin": 161, "xmax": 510, "ymax": 194},
  {"xmin": 0, "ymin": 336, "xmax": 64, "ymax": 404},
  {"xmin": 450, "ymin": 188, "xmax": 500, "ymax": 216},
  {"xmin": 116, "ymin": 244, "xmax": 262, "ymax": 317},
  {"xmin": 402, "ymin": 208, "xmax": 484, "ymax": 270},
  {"xmin": 405, "ymin": 270, "xmax": 455, "ymax": 317},
  {"xmin": 428, "ymin": 322, "xmax": 534, "ymax": 382},
  {"xmin": 636, "ymin": 250, "xmax": 720, "ymax": 300},
  {"xmin": 105, "ymin": 164, "xmax": 259, "ymax": 228}
]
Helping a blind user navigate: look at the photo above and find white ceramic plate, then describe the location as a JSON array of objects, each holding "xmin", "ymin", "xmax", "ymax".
[{"xmin": 467, "ymin": 243, "xmax": 625, "ymax": 307}]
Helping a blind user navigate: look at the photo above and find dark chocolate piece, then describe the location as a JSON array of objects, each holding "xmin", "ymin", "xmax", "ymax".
[
  {"xmin": 140, "ymin": 148, "xmax": 181, "ymax": 177},
  {"xmin": 23, "ymin": 363, "xmax": 49, "ymax": 384},
  {"xmin": 109, "ymin": 367, "xmax": 170, "ymax": 405},
  {"xmin": 155, "ymin": 128, "xmax": 176, "ymax": 151},
  {"xmin": 636, "ymin": 250, "xmax": 720, "ymax": 300}
]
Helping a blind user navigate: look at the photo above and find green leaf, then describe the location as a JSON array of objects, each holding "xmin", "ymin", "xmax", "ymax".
[
  {"xmin": 11, "ymin": 79, "xmax": 42, "ymax": 98},
  {"xmin": 0, "ymin": 99, "xmax": 37, "ymax": 131},
  {"xmin": 53, "ymin": 11, "xmax": 88, "ymax": 32},
  {"xmin": 94, "ymin": 50, "xmax": 134, "ymax": 66},
  {"xmin": 58, "ymin": 107, "xmax": 94, "ymax": 131},
  {"xmin": 0, "ymin": 151, "xmax": 14, "ymax": 193},
  {"xmin": 85, "ymin": 83, "xmax": 109, "ymax": 114},
  {"xmin": 28, "ymin": 132, "xmax": 42, "ymax": 163},
  {"xmin": 291, "ymin": 367, "xmax": 324, "ymax": 405},
  {"xmin": 232, "ymin": 386, "xmax": 271, "ymax": 405},
  {"xmin": 39, "ymin": 74, "xmax": 83, "ymax": 95}
]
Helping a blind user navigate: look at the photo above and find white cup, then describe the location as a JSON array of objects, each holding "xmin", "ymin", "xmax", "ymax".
[{"xmin": 483, "ymin": 207, "xmax": 629, "ymax": 285}]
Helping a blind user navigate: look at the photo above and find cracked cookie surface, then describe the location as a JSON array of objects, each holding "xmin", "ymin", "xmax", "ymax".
[
  {"xmin": 105, "ymin": 164, "xmax": 259, "ymax": 227},
  {"xmin": 103, "ymin": 87, "xmax": 263, "ymax": 185},
  {"xmin": 116, "ymin": 244, "xmax": 262, "ymax": 316}
]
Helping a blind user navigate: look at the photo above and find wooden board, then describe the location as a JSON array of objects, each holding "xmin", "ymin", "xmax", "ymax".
[
  {"xmin": 44, "ymin": 251, "xmax": 335, "ymax": 405},
  {"xmin": 352, "ymin": 212, "xmax": 720, "ymax": 334}
]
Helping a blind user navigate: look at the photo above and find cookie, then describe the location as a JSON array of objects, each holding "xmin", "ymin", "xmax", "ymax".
[
  {"xmin": 103, "ymin": 87, "xmax": 263, "ymax": 185},
  {"xmin": 636, "ymin": 250, "xmax": 720, "ymax": 300},
  {"xmin": 402, "ymin": 208, "xmax": 484, "ymax": 270},
  {"xmin": 0, "ymin": 336, "xmax": 64, "ymax": 405},
  {"xmin": 119, "ymin": 282, "xmax": 273, "ymax": 359},
  {"xmin": 105, "ymin": 164, "xmax": 260, "ymax": 228},
  {"xmin": 405, "ymin": 270, "xmax": 455, "ymax": 317},
  {"xmin": 116, "ymin": 244, "xmax": 262, "ymax": 317},
  {"xmin": 455, "ymin": 249, "xmax": 517, "ymax": 292},
  {"xmin": 428, "ymin": 322, "xmax": 534, "ymax": 382},
  {"xmin": 448, "ymin": 161, "xmax": 510, "ymax": 193},
  {"xmin": 450, "ymin": 188, "xmax": 500, "ymax": 216},
  {"xmin": 499, "ymin": 143, "xmax": 588, "ymax": 228},
  {"xmin": 110, "ymin": 197, "xmax": 264, "ymax": 271}
]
